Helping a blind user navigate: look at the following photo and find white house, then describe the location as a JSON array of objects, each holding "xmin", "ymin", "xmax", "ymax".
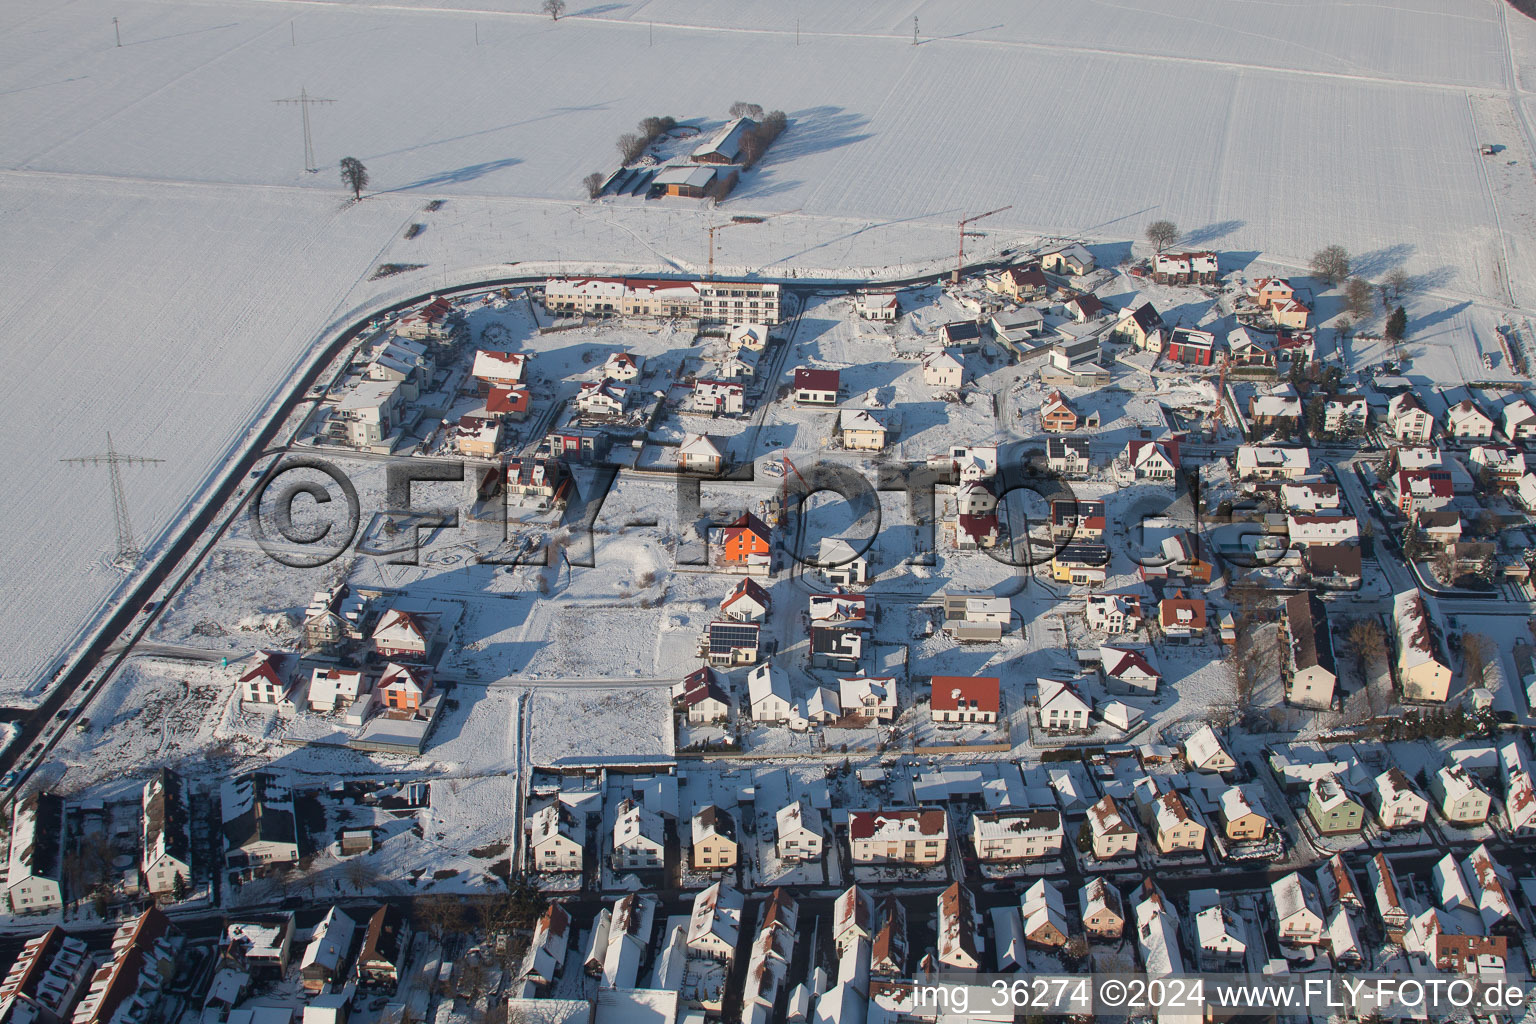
[
  {"xmin": 1235, "ymin": 444, "xmax": 1311, "ymax": 480},
  {"xmin": 1085, "ymin": 795, "xmax": 1139, "ymax": 861},
  {"xmin": 855, "ymin": 292, "xmax": 899, "ymax": 320},
  {"xmin": 1196, "ymin": 902, "xmax": 1247, "ymax": 966},
  {"xmin": 308, "ymin": 667, "xmax": 365, "ymax": 713},
  {"xmin": 1446, "ymin": 400, "xmax": 1495, "ymax": 440},
  {"xmin": 970, "ymin": 809, "xmax": 1064, "ymax": 863},
  {"xmin": 1100, "ymin": 644, "xmax": 1161, "ymax": 695},
  {"xmin": 141, "ymin": 768, "xmax": 193, "ymax": 897},
  {"xmin": 921, "ymin": 349, "xmax": 964, "ymax": 389},
  {"xmin": 1037, "ymin": 678, "xmax": 1091, "ymax": 732},
  {"xmin": 7, "ymin": 794, "xmax": 63, "ymax": 914},
  {"xmin": 529, "ymin": 802, "xmax": 585, "ymax": 873},
  {"xmin": 776, "ymin": 800, "xmax": 824, "ymax": 861},
  {"xmin": 678, "ymin": 433, "xmax": 724, "ymax": 473},
  {"xmin": 747, "ymin": 662, "xmax": 793, "ymax": 722},
  {"xmin": 1324, "ymin": 397, "xmax": 1369, "ymax": 435},
  {"xmin": 1085, "ymin": 593, "xmax": 1144, "ymax": 633},
  {"xmin": 612, "ymin": 798, "xmax": 665, "ymax": 871},
  {"xmin": 1501, "ymin": 399, "xmax": 1536, "ymax": 440},
  {"xmin": 1388, "ymin": 393, "xmax": 1436, "ymax": 442},
  {"xmin": 1370, "ymin": 767, "xmax": 1429, "ymax": 830},
  {"xmin": 1182, "ymin": 724, "xmax": 1236, "ymax": 773},
  {"xmin": 602, "ymin": 351, "xmax": 642, "ymax": 381},
  {"xmin": 687, "ymin": 882, "xmax": 743, "ymax": 960},
  {"xmin": 837, "ymin": 675, "xmax": 897, "ymax": 722},
  {"xmin": 575, "ymin": 378, "xmax": 628, "ymax": 418},
  {"xmin": 817, "ymin": 537, "xmax": 869, "ymax": 587},
  {"xmin": 729, "ymin": 322, "xmax": 770, "ymax": 350},
  {"xmin": 688, "ymin": 379, "xmax": 745, "ymax": 416}
]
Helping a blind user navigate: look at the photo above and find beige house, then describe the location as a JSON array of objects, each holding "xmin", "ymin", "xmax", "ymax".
[
  {"xmin": 1219, "ymin": 786, "xmax": 1269, "ymax": 842},
  {"xmin": 1079, "ymin": 877, "xmax": 1124, "ymax": 939},
  {"xmin": 1085, "ymin": 795, "xmax": 1139, "ymax": 861},
  {"xmin": 969, "ymin": 809, "xmax": 1064, "ymax": 863},
  {"xmin": 921, "ymin": 349, "xmax": 964, "ymax": 389},
  {"xmin": 1371, "ymin": 767, "xmax": 1430, "ymax": 830},
  {"xmin": 1151, "ymin": 790, "xmax": 1206, "ymax": 854},
  {"xmin": 678, "ymin": 433, "xmax": 724, "ymax": 473},
  {"xmin": 528, "ymin": 802, "xmax": 584, "ymax": 874},
  {"xmin": 1393, "ymin": 590, "xmax": 1452, "ymax": 703},
  {"xmin": 839, "ymin": 409, "xmax": 887, "ymax": 451},
  {"xmin": 847, "ymin": 808, "xmax": 948, "ymax": 865},
  {"xmin": 691, "ymin": 806, "xmax": 739, "ymax": 871}
]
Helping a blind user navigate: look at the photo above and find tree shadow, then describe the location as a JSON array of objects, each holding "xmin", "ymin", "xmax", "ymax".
[
  {"xmin": 393, "ymin": 158, "xmax": 522, "ymax": 191},
  {"xmin": 1407, "ymin": 300, "xmax": 1470, "ymax": 335},
  {"xmin": 1351, "ymin": 243, "xmax": 1415, "ymax": 279},
  {"xmin": 363, "ymin": 104, "xmax": 614, "ymax": 162},
  {"xmin": 768, "ymin": 106, "xmax": 874, "ymax": 163},
  {"xmin": 572, "ymin": 3, "xmax": 629, "ymax": 15},
  {"xmin": 1412, "ymin": 265, "xmax": 1458, "ymax": 291},
  {"xmin": 1180, "ymin": 220, "xmax": 1245, "ymax": 248}
]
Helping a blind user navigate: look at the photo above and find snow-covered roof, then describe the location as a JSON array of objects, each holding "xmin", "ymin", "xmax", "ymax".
[{"xmin": 1183, "ymin": 724, "xmax": 1231, "ymax": 769}]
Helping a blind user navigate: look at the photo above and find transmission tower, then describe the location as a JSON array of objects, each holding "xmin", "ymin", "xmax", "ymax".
[
  {"xmin": 273, "ymin": 87, "xmax": 335, "ymax": 173},
  {"xmin": 61, "ymin": 434, "xmax": 163, "ymax": 565}
]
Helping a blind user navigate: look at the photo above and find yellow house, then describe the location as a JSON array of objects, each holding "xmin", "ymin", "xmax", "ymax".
[
  {"xmin": 691, "ymin": 806, "xmax": 739, "ymax": 871},
  {"xmin": 1219, "ymin": 786, "xmax": 1268, "ymax": 842},
  {"xmin": 1152, "ymin": 791, "xmax": 1206, "ymax": 854}
]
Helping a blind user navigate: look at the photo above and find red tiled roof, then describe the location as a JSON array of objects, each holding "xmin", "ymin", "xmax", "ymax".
[{"xmin": 930, "ymin": 676, "xmax": 1000, "ymax": 714}]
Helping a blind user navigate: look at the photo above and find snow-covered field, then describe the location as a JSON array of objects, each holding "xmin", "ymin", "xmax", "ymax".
[{"xmin": 5, "ymin": 0, "xmax": 1536, "ymax": 704}]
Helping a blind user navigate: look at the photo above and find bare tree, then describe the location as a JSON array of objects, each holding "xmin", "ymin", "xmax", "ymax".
[
  {"xmin": 541, "ymin": 0, "xmax": 566, "ymax": 19},
  {"xmin": 582, "ymin": 172, "xmax": 604, "ymax": 200},
  {"xmin": 1433, "ymin": 549, "xmax": 1456, "ymax": 584},
  {"xmin": 414, "ymin": 895, "xmax": 468, "ymax": 944},
  {"xmin": 1384, "ymin": 267, "xmax": 1412, "ymax": 298},
  {"xmin": 1335, "ymin": 315, "xmax": 1353, "ymax": 339},
  {"xmin": 1344, "ymin": 277, "xmax": 1374, "ymax": 319},
  {"xmin": 1311, "ymin": 245, "xmax": 1351, "ymax": 286},
  {"xmin": 729, "ymin": 101, "xmax": 765, "ymax": 121},
  {"xmin": 1144, "ymin": 220, "xmax": 1179, "ymax": 253},
  {"xmin": 1347, "ymin": 618, "xmax": 1387, "ymax": 673},
  {"xmin": 339, "ymin": 157, "xmax": 369, "ymax": 201},
  {"xmin": 616, "ymin": 133, "xmax": 646, "ymax": 164},
  {"xmin": 1463, "ymin": 633, "xmax": 1493, "ymax": 689},
  {"xmin": 343, "ymin": 857, "xmax": 380, "ymax": 894}
]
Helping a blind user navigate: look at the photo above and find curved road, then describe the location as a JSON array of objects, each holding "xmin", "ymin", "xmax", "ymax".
[{"xmin": 0, "ymin": 250, "xmax": 1043, "ymax": 809}]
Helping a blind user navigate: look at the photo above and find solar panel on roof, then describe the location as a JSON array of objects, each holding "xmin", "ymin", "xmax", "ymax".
[{"xmin": 708, "ymin": 623, "xmax": 760, "ymax": 653}]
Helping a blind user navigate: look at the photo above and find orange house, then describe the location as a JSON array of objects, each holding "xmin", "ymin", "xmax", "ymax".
[
  {"xmin": 720, "ymin": 513, "xmax": 771, "ymax": 566},
  {"xmin": 1040, "ymin": 391, "xmax": 1080, "ymax": 433},
  {"xmin": 377, "ymin": 663, "xmax": 433, "ymax": 712},
  {"xmin": 1249, "ymin": 278, "xmax": 1295, "ymax": 309}
]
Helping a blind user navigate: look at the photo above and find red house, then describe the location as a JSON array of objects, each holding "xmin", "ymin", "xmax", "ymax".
[
  {"xmin": 930, "ymin": 676, "xmax": 1001, "ymax": 724},
  {"xmin": 1166, "ymin": 328, "xmax": 1215, "ymax": 366}
]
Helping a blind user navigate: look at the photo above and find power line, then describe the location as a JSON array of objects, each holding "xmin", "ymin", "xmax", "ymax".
[
  {"xmin": 60, "ymin": 433, "xmax": 164, "ymax": 566},
  {"xmin": 273, "ymin": 87, "xmax": 335, "ymax": 173}
]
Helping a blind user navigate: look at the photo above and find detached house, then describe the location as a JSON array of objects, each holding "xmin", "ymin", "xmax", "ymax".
[
  {"xmin": 1432, "ymin": 765, "xmax": 1491, "ymax": 825},
  {"xmin": 1500, "ymin": 398, "xmax": 1536, "ymax": 440},
  {"xmin": 1371, "ymin": 767, "xmax": 1430, "ymax": 830},
  {"xmin": 1046, "ymin": 438, "xmax": 1092, "ymax": 477},
  {"xmin": 837, "ymin": 675, "xmax": 897, "ymax": 722},
  {"xmin": 1112, "ymin": 301, "xmax": 1165, "ymax": 350},
  {"xmin": 1101, "ymin": 644, "xmax": 1161, "ymax": 695},
  {"xmin": 746, "ymin": 662, "xmax": 792, "ymax": 722},
  {"xmin": 1393, "ymin": 590, "xmax": 1452, "ymax": 703},
  {"xmin": 471, "ymin": 350, "xmax": 527, "ymax": 390},
  {"xmin": 1388, "ymin": 393, "xmax": 1436, "ymax": 442},
  {"xmin": 679, "ymin": 667, "xmax": 730, "ymax": 723},
  {"xmin": 930, "ymin": 675, "xmax": 1000, "ymax": 724},
  {"xmin": 678, "ymin": 433, "xmax": 724, "ymax": 473},
  {"xmin": 691, "ymin": 806, "xmax": 738, "ymax": 871},
  {"xmin": 141, "ymin": 768, "xmax": 193, "ymax": 897},
  {"xmin": 1124, "ymin": 438, "xmax": 1180, "ymax": 481},
  {"xmin": 775, "ymin": 800, "xmax": 824, "ymax": 861},
  {"xmin": 575, "ymin": 378, "xmax": 628, "ymax": 418},
  {"xmin": 1282, "ymin": 594, "xmax": 1337, "ymax": 710},
  {"xmin": 988, "ymin": 264, "xmax": 1049, "ymax": 301},
  {"xmin": 720, "ymin": 577, "xmax": 770, "ymax": 622},
  {"xmin": 937, "ymin": 883, "xmax": 983, "ymax": 970},
  {"xmin": 1020, "ymin": 880, "xmax": 1069, "ymax": 948},
  {"xmin": 1272, "ymin": 872, "xmax": 1325, "ymax": 946},
  {"xmin": 529, "ymin": 802, "xmax": 585, "ymax": 874},
  {"xmin": 1219, "ymin": 786, "xmax": 1269, "ymax": 842},
  {"xmin": 1446, "ymin": 400, "xmax": 1495, "ymax": 440},
  {"xmin": 240, "ymin": 651, "xmax": 295, "ymax": 706},
  {"xmin": 1158, "ymin": 591, "xmax": 1207, "ymax": 641},
  {"xmin": 1037, "ymin": 678, "xmax": 1091, "ymax": 733},
  {"xmin": 1368, "ymin": 853, "xmax": 1411, "ymax": 940},
  {"xmin": 1150, "ymin": 790, "xmax": 1206, "ymax": 855},
  {"xmin": 1166, "ymin": 327, "xmax": 1216, "ymax": 366},
  {"xmin": 792, "ymin": 368, "xmax": 840, "ymax": 406},
  {"xmin": 372, "ymin": 608, "xmax": 434, "ymax": 662},
  {"xmin": 809, "ymin": 592, "xmax": 869, "ymax": 670},
  {"xmin": 612, "ymin": 798, "xmax": 665, "ymax": 871},
  {"xmin": 921, "ymin": 350, "xmax": 964, "ymax": 389},
  {"xmin": 839, "ymin": 409, "xmax": 887, "ymax": 451},
  {"xmin": 1042, "ymin": 243, "xmax": 1097, "ymax": 276},
  {"xmin": 719, "ymin": 512, "xmax": 771, "ymax": 569},
  {"xmin": 688, "ymin": 379, "xmax": 745, "ymax": 416},
  {"xmin": 375, "ymin": 662, "xmax": 432, "ymax": 712},
  {"xmin": 1306, "ymin": 772, "xmax": 1364, "ymax": 835},
  {"xmin": 970, "ymin": 809, "xmax": 1064, "ymax": 863},
  {"xmin": 1085, "ymin": 795, "xmax": 1139, "ymax": 861},
  {"xmin": 1080, "ymin": 877, "xmax": 1125, "ymax": 939},
  {"xmin": 856, "ymin": 291, "xmax": 900, "ymax": 320},
  {"xmin": 687, "ymin": 882, "xmax": 743, "ymax": 961},
  {"xmin": 1182, "ymin": 724, "xmax": 1235, "ymax": 774},
  {"xmin": 1085, "ymin": 592, "xmax": 1144, "ymax": 633},
  {"xmin": 847, "ymin": 808, "xmax": 948, "ymax": 865},
  {"xmin": 1040, "ymin": 391, "xmax": 1097, "ymax": 432},
  {"xmin": 221, "ymin": 772, "xmax": 301, "ymax": 874}
]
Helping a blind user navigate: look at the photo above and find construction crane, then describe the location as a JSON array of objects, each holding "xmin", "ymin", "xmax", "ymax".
[
  {"xmin": 776, "ymin": 455, "xmax": 811, "ymax": 529},
  {"xmin": 954, "ymin": 205, "xmax": 1012, "ymax": 284},
  {"xmin": 705, "ymin": 210, "xmax": 798, "ymax": 279},
  {"xmin": 61, "ymin": 434, "xmax": 164, "ymax": 566}
]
